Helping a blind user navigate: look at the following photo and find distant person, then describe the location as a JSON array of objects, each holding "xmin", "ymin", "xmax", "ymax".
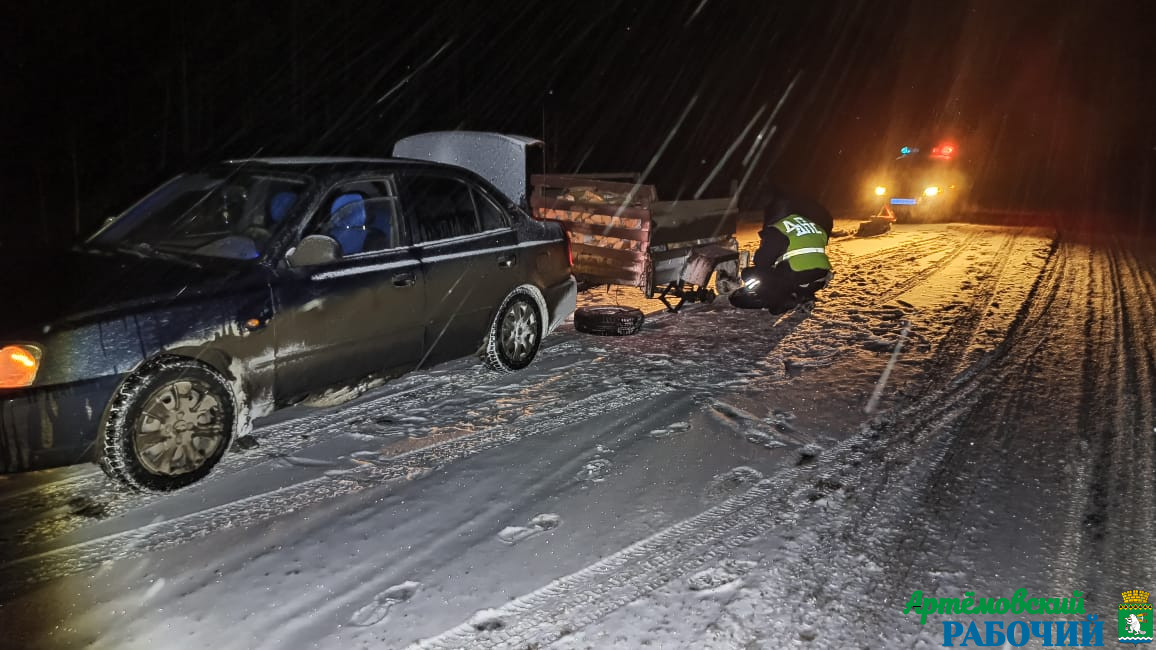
[{"xmin": 730, "ymin": 187, "xmax": 833, "ymax": 314}]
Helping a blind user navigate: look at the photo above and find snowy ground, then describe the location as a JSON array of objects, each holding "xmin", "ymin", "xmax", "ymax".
[{"xmin": 1, "ymin": 219, "xmax": 1153, "ymax": 649}]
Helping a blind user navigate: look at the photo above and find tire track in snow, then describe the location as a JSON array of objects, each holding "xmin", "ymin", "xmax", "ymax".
[
  {"xmin": 406, "ymin": 459, "xmax": 820, "ymax": 650},
  {"xmin": 852, "ymin": 287, "xmax": 1060, "ymax": 610},
  {"xmin": 877, "ymin": 232, "xmax": 980, "ymax": 302},
  {"xmin": 840, "ymin": 233, "xmax": 953, "ymax": 265},
  {"xmin": 831, "ymin": 233, "xmax": 961, "ymax": 300},
  {"xmin": 1100, "ymin": 246, "xmax": 1138, "ymax": 574},
  {"xmin": 918, "ymin": 230, "xmax": 1020, "ymax": 381},
  {"xmin": 259, "ymin": 398, "xmax": 673, "ymax": 650},
  {"xmin": 1122, "ymin": 245, "xmax": 1156, "ymax": 579},
  {"xmin": 1066, "ymin": 241, "xmax": 1156, "ymax": 594},
  {"xmin": 830, "ymin": 235, "xmax": 1065, "ymax": 582},
  {"xmin": 0, "ymin": 378, "xmax": 672, "ymax": 587},
  {"xmin": 1031, "ymin": 241, "xmax": 1096, "ymax": 594},
  {"xmin": 1117, "ymin": 244, "xmax": 1156, "ymax": 560},
  {"xmin": 1067, "ymin": 244, "xmax": 1127, "ymax": 591}
]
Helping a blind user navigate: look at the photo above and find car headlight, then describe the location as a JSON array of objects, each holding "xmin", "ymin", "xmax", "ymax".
[
  {"xmin": 0, "ymin": 344, "xmax": 42, "ymax": 388},
  {"xmin": 923, "ymin": 186, "xmax": 940, "ymax": 197},
  {"xmin": 874, "ymin": 186, "xmax": 887, "ymax": 196}
]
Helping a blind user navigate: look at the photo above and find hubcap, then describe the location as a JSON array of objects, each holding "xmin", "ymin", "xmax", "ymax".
[
  {"xmin": 500, "ymin": 301, "xmax": 539, "ymax": 364},
  {"xmin": 134, "ymin": 379, "xmax": 226, "ymax": 476}
]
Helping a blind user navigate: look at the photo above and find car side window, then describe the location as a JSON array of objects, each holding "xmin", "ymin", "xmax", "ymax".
[
  {"xmin": 309, "ymin": 180, "xmax": 402, "ymax": 258},
  {"xmin": 398, "ymin": 175, "xmax": 481, "ymax": 243},
  {"xmin": 473, "ymin": 188, "xmax": 510, "ymax": 231}
]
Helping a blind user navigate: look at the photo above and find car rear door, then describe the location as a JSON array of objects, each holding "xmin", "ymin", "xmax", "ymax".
[
  {"xmin": 270, "ymin": 177, "xmax": 426, "ymax": 401},
  {"xmin": 396, "ymin": 172, "xmax": 522, "ymax": 367}
]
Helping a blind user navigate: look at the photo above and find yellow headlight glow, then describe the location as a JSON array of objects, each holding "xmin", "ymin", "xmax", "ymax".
[
  {"xmin": 924, "ymin": 186, "xmax": 940, "ymax": 197},
  {"xmin": 0, "ymin": 345, "xmax": 41, "ymax": 388},
  {"xmin": 874, "ymin": 186, "xmax": 887, "ymax": 196},
  {"xmin": 11, "ymin": 351, "xmax": 34, "ymax": 367}
]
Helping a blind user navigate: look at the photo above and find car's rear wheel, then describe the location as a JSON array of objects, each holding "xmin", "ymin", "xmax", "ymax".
[
  {"xmin": 99, "ymin": 357, "xmax": 237, "ymax": 492},
  {"xmin": 483, "ymin": 292, "xmax": 543, "ymax": 372}
]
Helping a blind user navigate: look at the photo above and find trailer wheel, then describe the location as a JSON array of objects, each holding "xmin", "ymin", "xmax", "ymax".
[
  {"xmin": 573, "ymin": 306, "xmax": 645, "ymax": 336},
  {"xmin": 855, "ymin": 217, "xmax": 892, "ymax": 238},
  {"xmin": 714, "ymin": 261, "xmax": 742, "ymax": 294}
]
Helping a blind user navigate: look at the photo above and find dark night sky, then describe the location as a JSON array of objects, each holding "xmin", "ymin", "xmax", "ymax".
[{"xmin": 2, "ymin": 0, "xmax": 1154, "ymax": 245}]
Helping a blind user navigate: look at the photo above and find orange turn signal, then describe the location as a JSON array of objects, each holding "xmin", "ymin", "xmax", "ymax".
[{"xmin": 0, "ymin": 345, "xmax": 41, "ymax": 388}]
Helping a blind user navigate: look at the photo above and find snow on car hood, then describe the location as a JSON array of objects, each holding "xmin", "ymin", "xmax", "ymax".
[{"xmin": 0, "ymin": 249, "xmax": 246, "ymax": 337}]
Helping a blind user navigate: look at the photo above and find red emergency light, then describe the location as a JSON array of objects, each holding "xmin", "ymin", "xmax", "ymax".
[{"xmin": 930, "ymin": 143, "xmax": 957, "ymax": 160}]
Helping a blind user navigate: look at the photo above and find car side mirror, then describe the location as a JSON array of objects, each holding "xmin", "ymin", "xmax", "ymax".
[{"xmin": 287, "ymin": 235, "xmax": 341, "ymax": 267}]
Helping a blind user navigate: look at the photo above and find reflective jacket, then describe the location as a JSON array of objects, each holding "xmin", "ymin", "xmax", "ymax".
[{"xmin": 769, "ymin": 214, "xmax": 830, "ymax": 272}]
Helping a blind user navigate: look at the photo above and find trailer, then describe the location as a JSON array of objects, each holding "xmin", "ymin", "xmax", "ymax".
[{"xmin": 530, "ymin": 173, "xmax": 741, "ymax": 312}]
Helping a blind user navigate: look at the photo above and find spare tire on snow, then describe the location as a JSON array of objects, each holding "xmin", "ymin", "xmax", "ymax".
[
  {"xmin": 573, "ymin": 305, "xmax": 645, "ymax": 336},
  {"xmin": 855, "ymin": 217, "xmax": 892, "ymax": 238}
]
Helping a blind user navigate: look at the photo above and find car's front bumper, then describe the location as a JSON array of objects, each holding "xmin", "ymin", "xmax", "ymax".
[
  {"xmin": 0, "ymin": 376, "xmax": 121, "ymax": 473},
  {"xmin": 544, "ymin": 275, "xmax": 578, "ymax": 333}
]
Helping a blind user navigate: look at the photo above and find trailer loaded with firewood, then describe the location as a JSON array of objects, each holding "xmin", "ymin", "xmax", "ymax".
[{"xmin": 530, "ymin": 173, "xmax": 741, "ymax": 312}]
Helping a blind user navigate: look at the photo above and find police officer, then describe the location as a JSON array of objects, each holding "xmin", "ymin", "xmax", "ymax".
[{"xmin": 731, "ymin": 188, "xmax": 834, "ymax": 314}]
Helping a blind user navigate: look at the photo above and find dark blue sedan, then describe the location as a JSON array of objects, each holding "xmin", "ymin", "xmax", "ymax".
[{"xmin": 0, "ymin": 153, "xmax": 576, "ymax": 491}]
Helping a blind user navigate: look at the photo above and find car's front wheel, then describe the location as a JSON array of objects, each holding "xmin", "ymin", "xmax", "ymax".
[
  {"xmin": 483, "ymin": 291, "xmax": 543, "ymax": 372},
  {"xmin": 99, "ymin": 357, "xmax": 237, "ymax": 492}
]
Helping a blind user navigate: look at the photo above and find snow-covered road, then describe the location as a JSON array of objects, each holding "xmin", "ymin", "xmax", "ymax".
[{"xmin": 2, "ymin": 221, "xmax": 1152, "ymax": 649}]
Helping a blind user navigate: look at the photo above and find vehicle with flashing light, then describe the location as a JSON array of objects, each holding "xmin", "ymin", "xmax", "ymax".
[
  {"xmin": 865, "ymin": 143, "xmax": 967, "ymax": 222},
  {"xmin": 0, "ymin": 132, "xmax": 576, "ymax": 492}
]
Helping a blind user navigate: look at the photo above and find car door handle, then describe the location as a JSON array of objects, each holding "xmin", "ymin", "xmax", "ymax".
[
  {"xmin": 392, "ymin": 271, "xmax": 416, "ymax": 287},
  {"xmin": 497, "ymin": 253, "xmax": 516, "ymax": 268}
]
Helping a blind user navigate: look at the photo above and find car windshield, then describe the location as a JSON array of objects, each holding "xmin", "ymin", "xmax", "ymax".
[{"xmin": 89, "ymin": 169, "xmax": 313, "ymax": 260}]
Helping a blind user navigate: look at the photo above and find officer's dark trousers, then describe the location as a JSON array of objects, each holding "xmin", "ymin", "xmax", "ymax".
[{"xmin": 751, "ymin": 265, "xmax": 832, "ymax": 313}]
